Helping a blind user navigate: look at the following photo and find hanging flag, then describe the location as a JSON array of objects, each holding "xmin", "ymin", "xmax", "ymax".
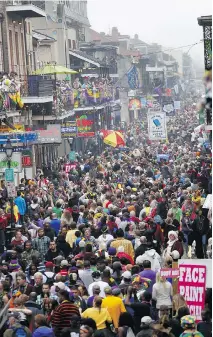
[{"xmin": 127, "ymin": 65, "xmax": 139, "ymax": 89}]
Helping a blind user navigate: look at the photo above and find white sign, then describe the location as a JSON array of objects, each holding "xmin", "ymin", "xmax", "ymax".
[
  {"xmin": 148, "ymin": 111, "xmax": 167, "ymax": 140},
  {"xmin": 174, "ymin": 101, "xmax": 181, "ymax": 110},
  {"xmin": 0, "ymin": 152, "xmax": 22, "ymax": 173},
  {"xmin": 6, "ymin": 181, "xmax": 16, "ymax": 198}
]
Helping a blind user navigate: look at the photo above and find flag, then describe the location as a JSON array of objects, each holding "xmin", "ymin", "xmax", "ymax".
[{"xmin": 127, "ymin": 65, "xmax": 139, "ymax": 89}]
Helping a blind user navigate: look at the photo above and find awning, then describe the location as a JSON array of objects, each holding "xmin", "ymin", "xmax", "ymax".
[{"xmin": 69, "ymin": 50, "xmax": 101, "ymax": 67}]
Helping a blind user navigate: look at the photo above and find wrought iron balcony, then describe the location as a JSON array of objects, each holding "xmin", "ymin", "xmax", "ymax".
[{"xmin": 6, "ymin": 0, "xmax": 46, "ymax": 18}]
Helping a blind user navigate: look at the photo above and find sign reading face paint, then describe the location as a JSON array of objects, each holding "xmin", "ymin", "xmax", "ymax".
[{"xmin": 178, "ymin": 265, "xmax": 206, "ymax": 321}]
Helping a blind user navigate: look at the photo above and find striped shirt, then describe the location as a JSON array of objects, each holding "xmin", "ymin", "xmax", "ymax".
[{"xmin": 51, "ymin": 300, "xmax": 80, "ymax": 331}]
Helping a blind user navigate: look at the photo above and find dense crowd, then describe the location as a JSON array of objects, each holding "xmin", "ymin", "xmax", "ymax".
[{"xmin": 0, "ymin": 104, "xmax": 211, "ymax": 337}]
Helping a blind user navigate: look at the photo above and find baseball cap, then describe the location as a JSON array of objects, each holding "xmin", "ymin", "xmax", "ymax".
[
  {"xmin": 122, "ymin": 271, "xmax": 131, "ymax": 279},
  {"xmin": 60, "ymin": 260, "xmax": 69, "ymax": 267},
  {"xmin": 141, "ymin": 316, "xmax": 153, "ymax": 325},
  {"xmin": 45, "ymin": 261, "xmax": 54, "ymax": 268},
  {"xmin": 54, "ymin": 282, "xmax": 66, "ymax": 290}
]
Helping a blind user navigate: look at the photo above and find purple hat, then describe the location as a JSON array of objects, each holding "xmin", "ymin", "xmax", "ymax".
[
  {"xmin": 108, "ymin": 247, "xmax": 116, "ymax": 256},
  {"xmin": 8, "ymin": 259, "xmax": 21, "ymax": 271}
]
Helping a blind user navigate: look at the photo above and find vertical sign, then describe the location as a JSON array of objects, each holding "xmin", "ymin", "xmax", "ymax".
[
  {"xmin": 178, "ymin": 265, "xmax": 206, "ymax": 321},
  {"xmin": 148, "ymin": 109, "xmax": 167, "ymax": 140}
]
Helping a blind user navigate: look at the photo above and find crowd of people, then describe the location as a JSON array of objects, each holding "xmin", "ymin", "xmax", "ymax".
[{"xmin": 0, "ymin": 103, "xmax": 211, "ymax": 337}]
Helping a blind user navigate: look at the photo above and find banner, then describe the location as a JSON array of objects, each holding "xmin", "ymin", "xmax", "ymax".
[
  {"xmin": 76, "ymin": 111, "xmax": 95, "ymax": 137},
  {"xmin": 22, "ymin": 149, "xmax": 33, "ymax": 168},
  {"xmin": 178, "ymin": 264, "xmax": 206, "ymax": 321},
  {"xmin": 61, "ymin": 122, "xmax": 77, "ymax": 138},
  {"xmin": 148, "ymin": 110, "xmax": 167, "ymax": 140}
]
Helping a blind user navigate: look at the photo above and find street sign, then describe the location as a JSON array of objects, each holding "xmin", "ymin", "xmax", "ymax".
[
  {"xmin": 69, "ymin": 151, "xmax": 76, "ymax": 162},
  {"xmin": 0, "ymin": 152, "xmax": 22, "ymax": 173},
  {"xmin": 6, "ymin": 181, "xmax": 16, "ymax": 198},
  {"xmin": 5, "ymin": 168, "xmax": 14, "ymax": 182}
]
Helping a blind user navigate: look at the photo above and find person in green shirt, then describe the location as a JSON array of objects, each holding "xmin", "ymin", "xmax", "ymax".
[
  {"xmin": 180, "ymin": 315, "xmax": 204, "ymax": 337},
  {"xmin": 170, "ymin": 200, "xmax": 182, "ymax": 223},
  {"xmin": 53, "ymin": 201, "xmax": 63, "ymax": 219}
]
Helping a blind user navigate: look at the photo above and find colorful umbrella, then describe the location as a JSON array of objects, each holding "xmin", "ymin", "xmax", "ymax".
[
  {"xmin": 103, "ymin": 130, "xmax": 125, "ymax": 148},
  {"xmin": 33, "ymin": 64, "xmax": 78, "ymax": 75}
]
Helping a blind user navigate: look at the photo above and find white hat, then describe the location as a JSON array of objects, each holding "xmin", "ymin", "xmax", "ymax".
[
  {"xmin": 122, "ymin": 271, "xmax": 131, "ymax": 279},
  {"xmin": 141, "ymin": 316, "xmax": 153, "ymax": 325},
  {"xmin": 54, "ymin": 282, "xmax": 66, "ymax": 290},
  {"xmin": 170, "ymin": 250, "xmax": 180, "ymax": 260},
  {"xmin": 60, "ymin": 260, "xmax": 69, "ymax": 267}
]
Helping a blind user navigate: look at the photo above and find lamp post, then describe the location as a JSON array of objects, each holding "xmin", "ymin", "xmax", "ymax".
[{"xmin": 5, "ymin": 138, "xmax": 14, "ymax": 229}]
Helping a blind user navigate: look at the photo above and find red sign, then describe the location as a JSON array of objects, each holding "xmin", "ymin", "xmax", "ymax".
[
  {"xmin": 22, "ymin": 156, "xmax": 32, "ymax": 167},
  {"xmin": 178, "ymin": 265, "xmax": 206, "ymax": 321},
  {"xmin": 160, "ymin": 268, "xmax": 179, "ymax": 278},
  {"xmin": 65, "ymin": 164, "xmax": 76, "ymax": 173}
]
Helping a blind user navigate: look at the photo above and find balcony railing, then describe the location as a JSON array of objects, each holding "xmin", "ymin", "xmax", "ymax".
[
  {"xmin": 21, "ymin": 75, "xmax": 53, "ymax": 97},
  {"xmin": 7, "ymin": 0, "xmax": 45, "ymax": 10},
  {"xmin": 54, "ymin": 78, "xmax": 116, "ymax": 113}
]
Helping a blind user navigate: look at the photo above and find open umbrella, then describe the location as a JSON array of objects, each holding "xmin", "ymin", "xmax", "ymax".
[
  {"xmin": 103, "ymin": 130, "xmax": 125, "ymax": 148},
  {"xmin": 33, "ymin": 64, "xmax": 78, "ymax": 75}
]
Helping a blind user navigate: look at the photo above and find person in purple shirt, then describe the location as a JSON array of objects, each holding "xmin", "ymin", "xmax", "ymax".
[
  {"xmin": 87, "ymin": 284, "xmax": 101, "ymax": 307},
  {"xmin": 139, "ymin": 260, "xmax": 156, "ymax": 293},
  {"xmin": 50, "ymin": 213, "xmax": 61, "ymax": 235}
]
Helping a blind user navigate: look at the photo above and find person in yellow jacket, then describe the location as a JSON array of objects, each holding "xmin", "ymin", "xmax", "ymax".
[
  {"xmin": 6, "ymin": 202, "xmax": 19, "ymax": 223},
  {"xmin": 65, "ymin": 222, "xmax": 77, "ymax": 248}
]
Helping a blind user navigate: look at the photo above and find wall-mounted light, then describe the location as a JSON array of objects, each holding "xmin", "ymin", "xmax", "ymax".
[
  {"xmin": 18, "ymin": 22, "xmax": 22, "ymax": 25},
  {"xmin": 12, "ymin": 20, "xmax": 16, "ymax": 24}
]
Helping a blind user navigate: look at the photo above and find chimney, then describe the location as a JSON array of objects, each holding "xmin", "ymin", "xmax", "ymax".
[
  {"xmin": 112, "ymin": 27, "xmax": 119, "ymax": 39},
  {"xmin": 134, "ymin": 34, "xmax": 139, "ymax": 40}
]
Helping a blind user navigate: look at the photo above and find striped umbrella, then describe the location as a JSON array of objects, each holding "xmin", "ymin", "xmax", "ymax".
[{"xmin": 102, "ymin": 130, "xmax": 125, "ymax": 148}]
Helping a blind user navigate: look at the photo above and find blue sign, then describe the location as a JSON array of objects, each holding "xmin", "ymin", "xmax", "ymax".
[
  {"xmin": 0, "ymin": 133, "xmax": 37, "ymax": 145},
  {"xmin": 5, "ymin": 168, "xmax": 14, "ymax": 182}
]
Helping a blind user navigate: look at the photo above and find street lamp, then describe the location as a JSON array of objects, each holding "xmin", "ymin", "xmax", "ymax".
[{"xmin": 5, "ymin": 138, "xmax": 14, "ymax": 229}]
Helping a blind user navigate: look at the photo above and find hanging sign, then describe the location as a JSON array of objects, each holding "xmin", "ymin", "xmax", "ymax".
[
  {"xmin": 37, "ymin": 124, "xmax": 61, "ymax": 144},
  {"xmin": 76, "ymin": 111, "xmax": 95, "ymax": 137},
  {"xmin": 6, "ymin": 181, "xmax": 16, "ymax": 198},
  {"xmin": 148, "ymin": 111, "xmax": 167, "ymax": 140},
  {"xmin": 5, "ymin": 168, "xmax": 14, "ymax": 182},
  {"xmin": 128, "ymin": 98, "xmax": 141, "ymax": 110},
  {"xmin": 178, "ymin": 264, "xmax": 206, "ymax": 321},
  {"xmin": 61, "ymin": 122, "xmax": 77, "ymax": 138},
  {"xmin": 0, "ymin": 152, "xmax": 22, "ymax": 172}
]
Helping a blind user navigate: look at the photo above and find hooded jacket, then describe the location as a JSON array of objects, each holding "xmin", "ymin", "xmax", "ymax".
[
  {"xmin": 32, "ymin": 326, "xmax": 55, "ymax": 337},
  {"xmin": 136, "ymin": 249, "xmax": 161, "ymax": 271}
]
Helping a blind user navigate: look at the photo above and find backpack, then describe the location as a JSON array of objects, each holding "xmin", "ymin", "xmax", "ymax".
[
  {"xmin": 43, "ymin": 272, "xmax": 55, "ymax": 286},
  {"xmin": 12, "ymin": 326, "xmax": 27, "ymax": 337}
]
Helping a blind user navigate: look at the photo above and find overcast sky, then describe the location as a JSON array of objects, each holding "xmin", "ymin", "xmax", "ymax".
[{"xmin": 87, "ymin": 0, "xmax": 212, "ymax": 64}]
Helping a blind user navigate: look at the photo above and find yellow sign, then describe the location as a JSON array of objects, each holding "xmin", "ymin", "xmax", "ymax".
[{"xmin": 0, "ymin": 124, "xmax": 25, "ymax": 133}]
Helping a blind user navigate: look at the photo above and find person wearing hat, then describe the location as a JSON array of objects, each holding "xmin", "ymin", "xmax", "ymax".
[
  {"xmin": 102, "ymin": 285, "xmax": 126, "ymax": 329},
  {"xmin": 180, "ymin": 315, "xmax": 204, "ymax": 337},
  {"xmin": 136, "ymin": 316, "xmax": 154, "ymax": 337},
  {"xmin": 3, "ymin": 312, "xmax": 32, "ymax": 337}
]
